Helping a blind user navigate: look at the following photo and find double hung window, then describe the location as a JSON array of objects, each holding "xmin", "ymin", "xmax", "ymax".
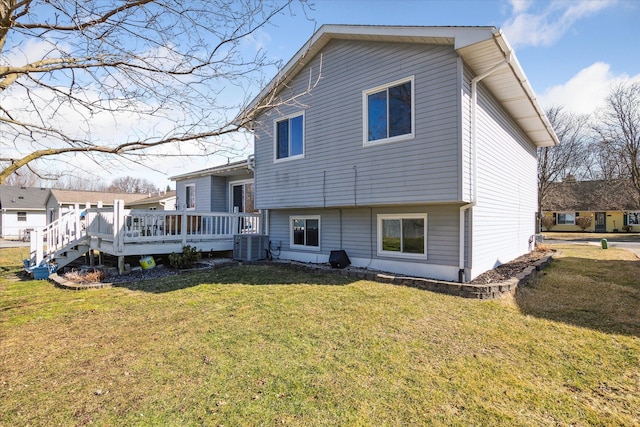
[
  {"xmin": 275, "ymin": 113, "xmax": 304, "ymax": 161},
  {"xmin": 377, "ymin": 214, "xmax": 427, "ymax": 258},
  {"xmin": 364, "ymin": 76, "xmax": 414, "ymax": 145},
  {"xmin": 627, "ymin": 212, "xmax": 640, "ymax": 225}
]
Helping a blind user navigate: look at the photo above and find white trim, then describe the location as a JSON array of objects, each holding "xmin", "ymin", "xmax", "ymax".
[
  {"xmin": 377, "ymin": 213, "xmax": 428, "ymax": 259},
  {"xmin": 362, "ymin": 75, "xmax": 415, "ymax": 147},
  {"xmin": 289, "ymin": 215, "xmax": 321, "ymax": 251},
  {"xmin": 273, "ymin": 111, "xmax": 305, "ymax": 163},
  {"xmin": 228, "ymin": 179, "xmax": 254, "ymax": 214}
]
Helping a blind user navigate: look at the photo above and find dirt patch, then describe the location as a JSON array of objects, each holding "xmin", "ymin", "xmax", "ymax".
[{"xmin": 469, "ymin": 250, "xmax": 552, "ymax": 285}]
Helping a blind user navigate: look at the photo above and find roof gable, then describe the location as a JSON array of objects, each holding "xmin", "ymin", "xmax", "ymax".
[{"xmin": 239, "ymin": 24, "xmax": 558, "ymax": 148}]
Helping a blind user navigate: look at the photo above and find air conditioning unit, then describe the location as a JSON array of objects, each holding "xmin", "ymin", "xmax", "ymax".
[{"xmin": 233, "ymin": 234, "xmax": 269, "ymax": 261}]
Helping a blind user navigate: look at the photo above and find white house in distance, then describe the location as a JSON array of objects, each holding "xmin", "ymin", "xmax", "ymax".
[
  {"xmin": 239, "ymin": 25, "xmax": 558, "ymax": 282},
  {"xmin": 0, "ymin": 186, "xmax": 50, "ymax": 240}
]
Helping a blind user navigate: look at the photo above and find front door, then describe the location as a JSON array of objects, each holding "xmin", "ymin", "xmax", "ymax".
[{"xmin": 595, "ymin": 212, "xmax": 606, "ymax": 232}]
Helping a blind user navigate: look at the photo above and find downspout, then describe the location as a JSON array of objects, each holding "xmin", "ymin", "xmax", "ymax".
[{"xmin": 458, "ymin": 46, "xmax": 512, "ymax": 283}]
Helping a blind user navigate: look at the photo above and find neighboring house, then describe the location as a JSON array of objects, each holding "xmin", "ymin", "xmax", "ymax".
[
  {"xmin": 127, "ymin": 191, "xmax": 177, "ymax": 211},
  {"xmin": 46, "ymin": 189, "xmax": 149, "ymax": 224},
  {"xmin": 240, "ymin": 25, "xmax": 558, "ymax": 282},
  {"xmin": 0, "ymin": 186, "xmax": 51, "ymax": 239},
  {"xmin": 170, "ymin": 158, "xmax": 255, "ymax": 214},
  {"xmin": 542, "ymin": 179, "xmax": 640, "ymax": 232}
]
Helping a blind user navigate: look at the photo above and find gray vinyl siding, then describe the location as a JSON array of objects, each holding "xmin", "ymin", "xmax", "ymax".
[
  {"xmin": 268, "ymin": 204, "xmax": 460, "ymax": 269},
  {"xmin": 175, "ymin": 176, "xmax": 211, "ymax": 212},
  {"xmin": 470, "ymin": 81, "xmax": 538, "ymax": 277},
  {"xmin": 211, "ymin": 177, "xmax": 228, "ymax": 212},
  {"xmin": 254, "ymin": 40, "xmax": 462, "ymax": 210}
]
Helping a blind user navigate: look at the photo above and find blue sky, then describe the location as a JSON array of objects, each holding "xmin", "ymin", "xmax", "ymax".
[{"xmin": 258, "ymin": 0, "xmax": 639, "ymax": 115}]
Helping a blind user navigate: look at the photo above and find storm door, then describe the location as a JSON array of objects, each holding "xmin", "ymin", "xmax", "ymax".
[{"xmin": 595, "ymin": 212, "xmax": 606, "ymax": 232}]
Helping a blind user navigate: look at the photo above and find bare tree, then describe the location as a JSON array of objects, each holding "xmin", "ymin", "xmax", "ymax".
[
  {"xmin": 593, "ymin": 82, "xmax": 640, "ymax": 198},
  {"xmin": 537, "ymin": 106, "xmax": 590, "ymax": 217},
  {"xmin": 108, "ymin": 176, "xmax": 158, "ymax": 194},
  {"xmin": 0, "ymin": 0, "xmax": 315, "ymax": 184}
]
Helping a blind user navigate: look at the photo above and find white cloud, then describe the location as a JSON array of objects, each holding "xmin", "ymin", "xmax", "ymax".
[
  {"xmin": 539, "ymin": 62, "xmax": 640, "ymax": 115},
  {"xmin": 503, "ymin": 0, "xmax": 616, "ymax": 47}
]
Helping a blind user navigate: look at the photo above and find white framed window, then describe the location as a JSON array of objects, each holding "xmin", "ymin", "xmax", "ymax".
[
  {"xmin": 185, "ymin": 184, "xmax": 196, "ymax": 210},
  {"xmin": 556, "ymin": 212, "xmax": 575, "ymax": 225},
  {"xmin": 363, "ymin": 76, "xmax": 415, "ymax": 146},
  {"xmin": 627, "ymin": 212, "xmax": 640, "ymax": 225},
  {"xmin": 274, "ymin": 112, "xmax": 304, "ymax": 162},
  {"xmin": 377, "ymin": 213, "xmax": 427, "ymax": 259},
  {"xmin": 290, "ymin": 215, "xmax": 320, "ymax": 250},
  {"xmin": 229, "ymin": 179, "xmax": 255, "ymax": 213},
  {"xmin": 17, "ymin": 211, "xmax": 27, "ymax": 222}
]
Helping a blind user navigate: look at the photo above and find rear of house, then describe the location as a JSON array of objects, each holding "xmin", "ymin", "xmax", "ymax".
[{"xmin": 243, "ymin": 25, "xmax": 557, "ymax": 282}]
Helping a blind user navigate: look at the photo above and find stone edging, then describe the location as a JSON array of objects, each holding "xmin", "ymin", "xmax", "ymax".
[
  {"xmin": 248, "ymin": 252, "xmax": 556, "ymax": 299},
  {"xmin": 48, "ymin": 254, "xmax": 555, "ymax": 299}
]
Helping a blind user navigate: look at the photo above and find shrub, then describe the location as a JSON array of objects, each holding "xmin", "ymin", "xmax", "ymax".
[
  {"xmin": 168, "ymin": 245, "xmax": 202, "ymax": 269},
  {"xmin": 540, "ymin": 216, "xmax": 555, "ymax": 231},
  {"xmin": 576, "ymin": 216, "xmax": 592, "ymax": 231}
]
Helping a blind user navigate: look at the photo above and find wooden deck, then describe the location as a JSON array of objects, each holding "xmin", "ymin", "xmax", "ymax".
[{"xmin": 30, "ymin": 200, "xmax": 264, "ymax": 270}]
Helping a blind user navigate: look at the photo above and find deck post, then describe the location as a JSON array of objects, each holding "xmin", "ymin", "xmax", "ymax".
[
  {"xmin": 181, "ymin": 209, "xmax": 188, "ymax": 246},
  {"xmin": 113, "ymin": 200, "xmax": 125, "ymax": 253},
  {"xmin": 118, "ymin": 255, "xmax": 125, "ymax": 275},
  {"xmin": 34, "ymin": 228, "xmax": 44, "ymax": 266}
]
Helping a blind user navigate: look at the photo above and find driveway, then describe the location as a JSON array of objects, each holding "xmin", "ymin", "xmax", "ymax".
[{"xmin": 0, "ymin": 239, "xmax": 30, "ymax": 248}]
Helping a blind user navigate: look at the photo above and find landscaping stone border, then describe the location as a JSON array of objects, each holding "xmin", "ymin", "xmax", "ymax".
[
  {"xmin": 253, "ymin": 252, "xmax": 556, "ymax": 299},
  {"xmin": 49, "ymin": 254, "xmax": 555, "ymax": 299}
]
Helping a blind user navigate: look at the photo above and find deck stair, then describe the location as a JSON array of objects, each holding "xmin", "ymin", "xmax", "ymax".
[{"xmin": 26, "ymin": 209, "xmax": 89, "ymax": 274}]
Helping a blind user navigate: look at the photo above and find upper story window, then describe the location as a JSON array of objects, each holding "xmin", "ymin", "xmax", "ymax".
[
  {"xmin": 275, "ymin": 112, "xmax": 304, "ymax": 162},
  {"xmin": 185, "ymin": 184, "xmax": 195, "ymax": 210},
  {"xmin": 17, "ymin": 211, "xmax": 27, "ymax": 221},
  {"xmin": 363, "ymin": 76, "xmax": 414, "ymax": 146}
]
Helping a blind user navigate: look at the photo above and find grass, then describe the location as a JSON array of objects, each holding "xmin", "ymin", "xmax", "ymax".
[{"xmin": 1, "ymin": 245, "xmax": 639, "ymax": 426}]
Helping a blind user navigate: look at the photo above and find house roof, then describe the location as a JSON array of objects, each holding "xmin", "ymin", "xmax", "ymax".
[
  {"xmin": 127, "ymin": 191, "xmax": 177, "ymax": 207},
  {"xmin": 238, "ymin": 24, "xmax": 559, "ymax": 148},
  {"xmin": 542, "ymin": 180, "xmax": 640, "ymax": 211},
  {"xmin": 0, "ymin": 186, "xmax": 51, "ymax": 210},
  {"xmin": 169, "ymin": 158, "xmax": 253, "ymax": 181},
  {"xmin": 47, "ymin": 189, "xmax": 148, "ymax": 206}
]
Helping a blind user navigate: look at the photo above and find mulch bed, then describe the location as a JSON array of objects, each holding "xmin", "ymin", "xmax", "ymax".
[{"xmin": 469, "ymin": 250, "xmax": 551, "ymax": 284}]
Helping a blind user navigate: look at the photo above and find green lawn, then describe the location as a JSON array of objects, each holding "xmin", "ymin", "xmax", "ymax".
[{"xmin": 1, "ymin": 246, "xmax": 638, "ymax": 426}]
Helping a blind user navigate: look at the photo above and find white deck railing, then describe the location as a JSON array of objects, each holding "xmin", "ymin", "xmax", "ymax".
[{"xmin": 29, "ymin": 200, "xmax": 263, "ymax": 267}]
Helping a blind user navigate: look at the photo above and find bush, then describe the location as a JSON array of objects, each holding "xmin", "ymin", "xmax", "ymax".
[
  {"xmin": 540, "ymin": 216, "xmax": 555, "ymax": 231},
  {"xmin": 575, "ymin": 216, "xmax": 592, "ymax": 231},
  {"xmin": 168, "ymin": 245, "xmax": 202, "ymax": 269}
]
